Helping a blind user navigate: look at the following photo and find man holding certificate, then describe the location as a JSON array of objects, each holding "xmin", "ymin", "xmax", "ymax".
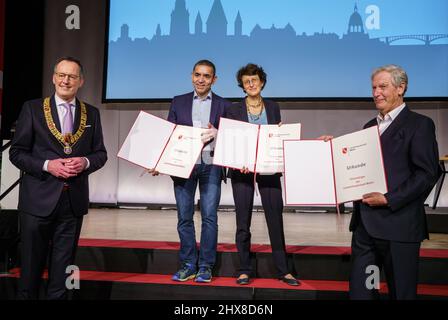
[
  {"xmin": 166, "ymin": 60, "xmax": 231, "ymax": 283},
  {"xmin": 226, "ymin": 64, "xmax": 299, "ymax": 286},
  {"xmin": 348, "ymin": 65, "xmax": 441, "ymax": 299}
]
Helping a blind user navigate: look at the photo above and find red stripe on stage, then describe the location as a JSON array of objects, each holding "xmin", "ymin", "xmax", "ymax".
[
  {"xmin": 77, "ymin": 238, "xmax": 448, "ymax": 258},
  {"xmin": 4, "ymin": 268, "xmax": 448, "ymax": 297},
  {"xmin": 78, "ymin": 239, "xmax": 182, "ymax": 250}
]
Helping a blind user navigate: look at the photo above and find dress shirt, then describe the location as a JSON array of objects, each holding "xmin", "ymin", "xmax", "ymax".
[
  {"xmin": 376, "ymin": 103, "xmax": 406, "ymax": 135},
  {"xmin": 43, "ymin": 94, "xmax": 90, "ymax": 172}
]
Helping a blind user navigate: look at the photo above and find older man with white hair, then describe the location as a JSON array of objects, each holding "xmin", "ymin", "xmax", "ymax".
[{"xmin": 348, "ymin": 64, "xmax": 441, "ymax": 300}]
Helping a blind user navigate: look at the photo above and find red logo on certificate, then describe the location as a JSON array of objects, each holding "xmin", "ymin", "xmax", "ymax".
[
  {"xmin": 342, "ymin": 147, "xmax": 348, "ymax": 154},
  {"xmin": 178, "ymin": 135, "xmax": 183, "ymax": 140}
]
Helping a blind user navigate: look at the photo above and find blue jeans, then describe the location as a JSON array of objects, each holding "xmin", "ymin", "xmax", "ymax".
[{"xmin": 173, "ymin": 163, "xmax": 221, "ymax": 269}]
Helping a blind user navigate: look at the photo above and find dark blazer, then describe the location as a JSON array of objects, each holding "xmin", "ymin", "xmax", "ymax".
[
  {"xmin": 167, "ymin": 91, "xmax": 231, "ymax": 129},
  {"xmin": 9, "ymin": 95, "xmax": 107, "ymax": 217},
  {"xmin": 225, "ymin": 98, "xmax": 281, "ymax": 125},
  {"xmin": 350, "ymin": 106, "xmax": 440, "ymax": 242},
  {"xmin": 167, "ymin": 91, "xmax": 231, "ymax": 180},
  {"xmin": 226, "ymin": 98, "xmax": 282, "ymax": 180}
]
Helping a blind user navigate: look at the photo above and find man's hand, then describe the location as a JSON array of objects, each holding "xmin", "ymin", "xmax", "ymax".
[
  {"xmin": 64, "ymin": 157, "xmax": 88, "ymax": 174},
  {"xmin": 201, "ymin": 123, "xmax": 218, "ymax": 144},
  {"xmin": 317, "ymin": 135, "xmax": 334, "ymax": 142},
  {"xmin": 47, "ymin": 159, "xmax": 78, "ymax": 179},
  {"xmin": 362, "ymin": 192, "xmax": 388, "ymax": 206}
]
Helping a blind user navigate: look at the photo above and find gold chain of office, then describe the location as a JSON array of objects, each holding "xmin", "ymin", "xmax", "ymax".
[{"xmin": 43, "ymin": 97, "xmax": 87, "ymax": 154}]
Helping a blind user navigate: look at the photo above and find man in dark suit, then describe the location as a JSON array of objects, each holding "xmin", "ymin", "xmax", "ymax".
[
  {"xmin": 9, "ymin": 57, "xmax": 107, "ymax": 299},
  {"xmin": 349, "ymin": 64, "xmax": 440, "ymax": 299},
  {"xmin": 166, "ymin": 60, "xmax": 231, "ymax": 283}
]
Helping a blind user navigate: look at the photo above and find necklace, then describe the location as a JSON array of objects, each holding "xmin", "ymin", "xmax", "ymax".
[
  {"xmin": 246, "ymin": 97, "xmax": 264, "ymax": 121},
  {"xmin": 246, "ymin": 96, "xmax": 262, "ymax": 109}
]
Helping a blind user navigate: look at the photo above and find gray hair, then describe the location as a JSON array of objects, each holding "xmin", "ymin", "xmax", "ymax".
[{"xmin": 371, "ymin": 64, "xmax": 408, "ymax": 95}]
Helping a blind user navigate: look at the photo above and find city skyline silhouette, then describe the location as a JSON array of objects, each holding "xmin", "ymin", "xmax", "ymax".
[{"xmin": 105, "ymin": 0, "xmax": 448, "ymax": 100}]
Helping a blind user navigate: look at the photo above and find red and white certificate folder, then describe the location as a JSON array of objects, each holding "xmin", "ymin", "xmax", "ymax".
[
  {"xmin": 117, "ymin": 111, "xmax": 205, "ymax": 179},
  {"xmin": 213, "ymin": 117, "xmax": 301, "ymax": 174},
  {"xmin": 283, "ymin": 126, "xmax": 388, "ymax": 205}
]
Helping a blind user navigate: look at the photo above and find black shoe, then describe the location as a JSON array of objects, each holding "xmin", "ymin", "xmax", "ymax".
[
  {"xmin": 280, "ymin": 275, "xmax": 300, "ymax": 286},
  {"xmin": 236, "ymin": 274, "xmax": 250, "ymax": 285}
]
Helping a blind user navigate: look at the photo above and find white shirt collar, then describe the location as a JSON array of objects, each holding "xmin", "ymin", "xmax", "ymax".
[
  {"xmin": 377, "ymin": 103, "xmax": 406, "ymax": 122},
  {"xmin": 54, "ymin": 94, "xmax": 76, "ymax": 107},
  {"xmin": 193, "ymin": 90, "xmax": 212, "ymax": 101}
]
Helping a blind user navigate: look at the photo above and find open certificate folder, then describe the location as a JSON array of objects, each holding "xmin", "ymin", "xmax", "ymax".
[
  {"xmin": 117, "ymin": 111, "xmax": 206, "ymax": 179},
  {"xmin": 283, "ymin": 126, "xmax": 387, "ymax": 205},
  {"xmin": 212, "ymin": 118, "xmax": 301, "ymax": 173}
]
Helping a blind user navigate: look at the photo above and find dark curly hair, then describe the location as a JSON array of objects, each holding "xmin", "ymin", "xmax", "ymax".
[{"xmin": 236, "ymin": 63, "xmax": 267, "ymax": 90}]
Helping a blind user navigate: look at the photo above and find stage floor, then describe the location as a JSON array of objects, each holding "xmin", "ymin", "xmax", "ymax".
[{"xmin": 80, "ymin": 208, "xmax": 448, "ymax": 249}]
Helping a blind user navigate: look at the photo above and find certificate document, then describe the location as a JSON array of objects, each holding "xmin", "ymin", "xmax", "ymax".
[
  {"xmin": 331, "ymin": 126, "xmax": 387, "ymax": 203},
  {"xmin": 256, "ymin": 124, "xmax": 301, "ymax": 174},
  {"xmin": 212, "ymin": 118, "xmax": 259, "ymax": 171},
  {"xmin": 117, "ymin": 111, "xmax": 175, "ymax": 169},
  {"xmin": 213, "ymin": 118, "xmax": 301, "ymax": 173},
  {"xmin": 117, "ymin": 111, "xmax": 205, "ymax": 179},
  {"xmin": 283, "ymin": 126, "xmax": 387, "ymax": 205},
  {"xmin": 283, "ymin": 140, "xmax": 337, "ymax": 205},
  {"xmin": 154, "ymin": 125, "xmax": 206, "ymax": 178}
]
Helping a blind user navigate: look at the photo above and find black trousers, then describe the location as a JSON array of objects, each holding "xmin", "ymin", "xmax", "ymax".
[
  {"xmin": 349, "ymin": 217, "xmax": 421, "ymax": 300},
  {"xmin": 231, "ymin": 173, "xmax": 289, "ymax": 278},
  {"xmin": 17, "ymin": 190, "xmax": 83, "ymax": 300}
]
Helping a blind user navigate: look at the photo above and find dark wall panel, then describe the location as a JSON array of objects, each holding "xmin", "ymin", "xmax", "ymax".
[{"xmin": 1, "ymin": 0, "xmax": 44, "ymax": 139}]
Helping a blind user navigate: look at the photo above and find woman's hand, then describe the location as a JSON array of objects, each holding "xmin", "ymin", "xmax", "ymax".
[
  {"xmin": 316, "ymin": 135, "xmax": 334, "ymax": 142},
  {"xmin": 240, "ymin": 166, "xmax": 250, "ymax": 174},
  {"xmin": 148, "ymin": 168, "xmax": 160, "ymax": 176}
]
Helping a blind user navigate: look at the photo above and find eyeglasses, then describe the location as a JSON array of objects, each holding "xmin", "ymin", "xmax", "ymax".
[
  {"xmin": 54, "ymin": 72, "xmax": 80, "ymax": 81},
  {"xmin": 243, "ymin": 78, "xmax": 260, "ymax": 87}
]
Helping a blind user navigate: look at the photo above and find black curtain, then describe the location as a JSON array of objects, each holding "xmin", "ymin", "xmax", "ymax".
[{"xmin": 1, "ymin": 0, "xmax": 44, "ymax": 140}]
